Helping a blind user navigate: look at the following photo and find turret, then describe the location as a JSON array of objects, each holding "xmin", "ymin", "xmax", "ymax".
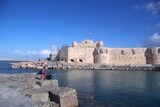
[
  {"xmin": 96, "ymin": 41, "xmax": 103, "ymax": 47},
  {"xmin": 146, "ymin": 47, "xmax": 160, "ymax": 64},
  {"xmin": 93, "ymin": 47, "xmax": 109, "ymax": 64}
]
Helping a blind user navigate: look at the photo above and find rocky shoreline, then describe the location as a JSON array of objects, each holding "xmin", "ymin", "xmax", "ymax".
[
  {"xmin": 11, "ymin": 60, "xmax": 48, "ymax": 69},
  {"xmin": 11, "ymin": 61, "xmax": 160, "ymax": 71},
  {"xmin": 0, "ymin": 73, "xmax": 78, "ymax": 107}
]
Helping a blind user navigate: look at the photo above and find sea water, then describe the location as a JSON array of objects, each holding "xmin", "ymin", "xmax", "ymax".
[{"xmin": 1, "ymin": 61, "xmax": 160, "ymax": 107}]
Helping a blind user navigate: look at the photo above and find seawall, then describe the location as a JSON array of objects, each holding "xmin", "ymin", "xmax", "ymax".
[
  {"xmin": 11, "ymin": 61, "xmax": 160, "ymax": 71},
  {"xmin": 0, "ymin": 73, "xmax": 78, "ymax": 107}
]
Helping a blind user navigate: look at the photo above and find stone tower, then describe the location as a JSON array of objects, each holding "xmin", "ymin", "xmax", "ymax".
[{"xmin": 146, "ymin": 47, "xmax": 160, "ymax": 64}]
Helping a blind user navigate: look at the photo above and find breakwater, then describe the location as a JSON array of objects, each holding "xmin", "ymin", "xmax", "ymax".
[
  {"xmin": 0, "ymin": 73, "xmax": 78, "ymax": 107},
  {"xmin": 11, "ymin": 61, "xmax": 160, "ymax": 71}
]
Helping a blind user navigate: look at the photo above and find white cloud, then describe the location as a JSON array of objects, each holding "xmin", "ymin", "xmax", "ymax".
[
  {"xmin": 12, "ymin": 49, "xmax": 51, "ymax": 56},
  {"xmin": 141, "ymin": 33, "xmax": 160, "ymax": 47},
  {"xmin": 131, "ymin": 1, "xmax": 160, "ymax": 15},
  {"xmin": 39, "ymin": 49, "xmax": 51, "ymax": 56},
  {"xmin": 149, "ymin": 33, "xmax": 160, "ymax": 41},
  {"xmin": 146, "ymin": 1, "xmax": 160, "ymax": 15},
  {"xmin": 26, "ymin": 50, "xmax": 36, "ymax": 55},
  {"xmin": 12, "ymin": 50, "xmax": 24, "ymax": 55},
  {"xmin": 10, "ymin": 49, "xmax": 52, "ymax": 60}
]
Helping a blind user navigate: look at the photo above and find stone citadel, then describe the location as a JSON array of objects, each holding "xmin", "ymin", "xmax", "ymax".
[{"xmin": 50, "ymin": 40, "xmax": 160, "ymax": 65}]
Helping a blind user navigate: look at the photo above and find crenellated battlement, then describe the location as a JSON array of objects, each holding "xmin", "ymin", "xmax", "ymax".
[{"xmin": 72, "ymin": 40, "xmax": 103, "ymax": 48}]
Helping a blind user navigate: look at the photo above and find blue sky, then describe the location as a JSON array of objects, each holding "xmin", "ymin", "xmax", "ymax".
[{"xmin": 0, "ymin": 0, "xmax": 160, "ymax": 60}]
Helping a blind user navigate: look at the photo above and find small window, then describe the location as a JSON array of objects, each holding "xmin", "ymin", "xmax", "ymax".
[
  {"xmin": 79, "ymin": 59, "xmax": 83, "ymax": 62},
  {"xmin": 70, "ymin": 59, "xmax": 74, "ymax": 62}
]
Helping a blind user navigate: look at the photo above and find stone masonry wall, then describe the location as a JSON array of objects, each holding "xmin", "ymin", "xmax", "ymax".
[
  {"xmin": 58, "ymin": 47, "xmax": 68, "ymax": 62},
  {"xmin": 108, "ymin": 48, "xmax": 147, "ymax": 65},
  {"xmin": 68, "ymin": 47, "xmax": 95, "ymax": 63},
  {"xmin": 94, "ymin": 48, "xmax": 148, "ymax": 65},
  {"xmin": 57, "ymin": 40, "xmax": 160, "ymax": 65}
]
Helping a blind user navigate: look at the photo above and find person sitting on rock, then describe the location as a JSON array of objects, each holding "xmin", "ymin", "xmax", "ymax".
[{"xmin": 39, "ymin": 67, "xmax": 46, "ymax": 80}]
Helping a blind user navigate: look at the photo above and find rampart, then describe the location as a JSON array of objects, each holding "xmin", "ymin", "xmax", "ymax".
[{"xmin": 56, "ymin": 40, "xmax": 160, "ymax": 65}]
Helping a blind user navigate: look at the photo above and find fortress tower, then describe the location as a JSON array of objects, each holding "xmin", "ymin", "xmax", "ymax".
[
  {"xmin": 94, "ymin": 47, "xmax": 110, "ymax": 64},
  {"xmin": 146, "ymin": 47, "xmax": 160, "ymax": 64}
]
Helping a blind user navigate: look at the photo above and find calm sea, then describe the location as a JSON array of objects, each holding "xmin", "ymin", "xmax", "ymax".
[{"xmin": 1, "ymin": 61, "xmax": 160, "ymax": 107}]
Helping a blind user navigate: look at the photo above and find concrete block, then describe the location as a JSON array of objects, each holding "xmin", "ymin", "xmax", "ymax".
[
  {"xmin": 30, "ymin": 92, "xmax": 49, "ymax": 102},
  {"xmin": 49, "ymin": 87, "xmax": 78, "ymax": 107},
  {"xmin": 38, "ymin": 101, "xmax": 59, "ymax": 107},
  {"xmin": 26, "ymin": 90, "xmax": 49, "ymax": 102},
  {"xmin": 0, "ymin": 87, "xmax": 38, "ymax": 107},
  {"xmin": 32, "ymin": 84, "xmax": 41, "ymax": 89}
]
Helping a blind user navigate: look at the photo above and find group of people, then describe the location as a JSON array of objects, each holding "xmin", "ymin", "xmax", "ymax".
[{"xmin": 36, "ymin": 66, "xmax": 52, "ymax": 80}]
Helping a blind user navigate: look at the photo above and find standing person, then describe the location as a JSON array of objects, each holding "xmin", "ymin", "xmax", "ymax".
[{"xmin": 39, "ymin": 66, "xmax": 46, "ymax": 80}]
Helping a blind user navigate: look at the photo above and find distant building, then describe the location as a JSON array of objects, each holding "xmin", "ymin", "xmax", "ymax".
[{"xmin": 49, "ymin": 39, "xmax": 160, "ymax": 65}]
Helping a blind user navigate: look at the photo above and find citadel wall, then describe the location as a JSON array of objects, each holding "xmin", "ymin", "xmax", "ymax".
[
  {"xmin": 56, "ymin": 40, "xmax": 160, "ymax": 65},
  {"xmin": 58, "ymin": 40, "xmax": 98, "ymax": 63},
  {"xmin": 69, "ymin": 40, "xmax": 99, "ymax": 63},
  {"xmin": 67, "ymin": 47, "xmax": 94, "ymax": 63},
  {"xmin": 94, "ymin": 48, "xmax": 147, "ymax": 65}
]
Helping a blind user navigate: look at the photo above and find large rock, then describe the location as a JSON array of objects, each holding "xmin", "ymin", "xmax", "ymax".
[
  {"xmin": 21, "ymin": 85, "xmax": 60, "ymax": 103},
  {"xmin": 0, "ymin": 86, "xmax": 38, "ymax": 107},
  {"xmin": 5, "ymin": 73, "xmax": 36, "ymax": 82},
  {"xmin": 0, "ymin": 73, "xmax": 78, "ymax": 107},
  {"xmin": 22, "ymin": 88, "xmax": 50, "ymax": 102},
  {"xmin": 27, "ymin": 91, "xmax": 49, "ymax": 102},
  {"xmin": 49, "ymin": 87, "xmax": 78, "ymax": 107}
]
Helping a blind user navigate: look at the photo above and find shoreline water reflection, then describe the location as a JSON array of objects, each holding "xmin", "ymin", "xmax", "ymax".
[
  {"xmin": 52, "ymin": 70, "xmax": 160, "ymax": 107},
  {"xmin": 1, "ymin": 61, "xmax": 160, "ymax": 107}
]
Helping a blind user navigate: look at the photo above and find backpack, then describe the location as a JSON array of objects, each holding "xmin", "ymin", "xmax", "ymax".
[{"xmin": 46, "ymin": 73, "xmax": 52, "ymax": 80}]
